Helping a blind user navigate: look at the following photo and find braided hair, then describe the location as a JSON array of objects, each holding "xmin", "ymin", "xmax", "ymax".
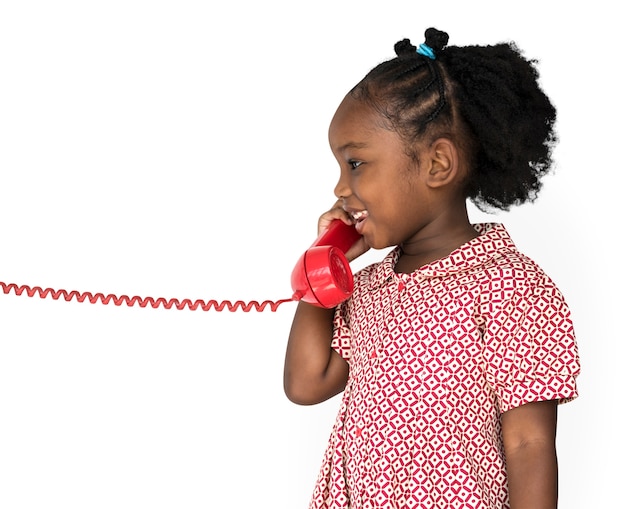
[{"xmin": 350, "ymin": 28, "xmax": 557, "ymax": 211}]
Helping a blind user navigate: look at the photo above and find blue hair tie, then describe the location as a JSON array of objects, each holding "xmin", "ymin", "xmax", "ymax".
[{"xmin": 417, "ymin": 43, "xmax": 436, "ymax": 60}]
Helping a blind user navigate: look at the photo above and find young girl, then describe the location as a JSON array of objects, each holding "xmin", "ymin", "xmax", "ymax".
[{"xmin": 283, "ymin": 28, "xmax": 580, "ymax": 509}]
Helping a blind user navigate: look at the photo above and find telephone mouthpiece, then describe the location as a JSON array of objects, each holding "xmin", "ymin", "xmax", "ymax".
[{"xmin": 290, "ymin": 245, "xmax": 354, "ymax": 309}]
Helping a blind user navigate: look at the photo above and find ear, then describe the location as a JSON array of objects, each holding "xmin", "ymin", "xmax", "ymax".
[{"xmin": 424, "ymin": 138, "xmax": 460, "ymax": 189}]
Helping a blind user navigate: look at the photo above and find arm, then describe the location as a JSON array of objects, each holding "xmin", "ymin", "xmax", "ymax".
[
  {"xmin": 501, "ymin": 399, "xmax": 559, "ymax": 509},
  {"xmin": 283, "ymin": 205, "xmax": 367, "ymax": 406},
  {"xmin": 283, "ymin": 301, "xmax": 349, "ymax": 405}
]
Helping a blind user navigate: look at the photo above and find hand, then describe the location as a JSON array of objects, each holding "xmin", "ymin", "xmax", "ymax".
[{"xmin": 318, "ymin": 201, "xmax": 370, "ymax": 262}]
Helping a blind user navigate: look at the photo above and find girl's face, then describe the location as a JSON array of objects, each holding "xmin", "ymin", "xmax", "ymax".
[{"xmin": 329, "ymin": 94, "xmax": 444, "ymax": 250}]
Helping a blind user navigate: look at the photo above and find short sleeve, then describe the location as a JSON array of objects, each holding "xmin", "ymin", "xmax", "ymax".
[
  {"xmin": 331, "ymin": 303, "xmax": 352, "ymax": 362},
  {"xmin": 483, "ymin": 276, "xmax": 580, "ymax": 413}
]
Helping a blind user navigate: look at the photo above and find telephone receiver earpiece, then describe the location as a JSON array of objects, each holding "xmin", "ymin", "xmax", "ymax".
[{"xmin": 291, "ymin": 219, "xmax": 362, "ymax": 308}]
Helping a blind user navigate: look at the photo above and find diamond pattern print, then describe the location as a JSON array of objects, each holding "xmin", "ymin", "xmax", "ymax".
[{"xmin": 309, "ymin": 224, "xmax": 580, "ymax": 509}]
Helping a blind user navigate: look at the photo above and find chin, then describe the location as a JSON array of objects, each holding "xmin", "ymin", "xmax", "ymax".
[{"xmin": 363, "ymin": 234, "xmax": 392, "ymax": 251}]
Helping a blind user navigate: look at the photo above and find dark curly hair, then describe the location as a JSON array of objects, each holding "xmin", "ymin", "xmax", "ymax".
[{"xmin": 350, "ymin": 27, "xmax": 558, "ymax": 211}]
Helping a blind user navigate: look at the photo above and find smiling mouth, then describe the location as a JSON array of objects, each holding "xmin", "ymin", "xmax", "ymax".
[
  {"xmin": 349, "ymin": 210, "xmax": 368, "ymax": 232},
  {"xmin": 349, "ymin": 210, "xmax": 368, "ymax": 222}
]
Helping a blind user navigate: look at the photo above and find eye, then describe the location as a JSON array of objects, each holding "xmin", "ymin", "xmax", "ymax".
[{"xmin": 348, "ymin": 160, "xmax": 363, "ymax": 170}]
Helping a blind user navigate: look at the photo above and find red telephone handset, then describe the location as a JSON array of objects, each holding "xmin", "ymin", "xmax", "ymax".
[{"xmin": 291, "ymin": 219, "xmax": 362, "ymax": 308}]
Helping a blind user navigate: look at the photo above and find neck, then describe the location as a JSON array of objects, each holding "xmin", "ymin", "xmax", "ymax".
[{"xmin": 395, "ymin": 216, "xmax": 479, "ymax": 274}]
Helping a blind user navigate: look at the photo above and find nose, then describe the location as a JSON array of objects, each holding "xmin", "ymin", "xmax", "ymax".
[{"xmin": 334, "ymin": 170, "xmax": 351, "ymax": 200}]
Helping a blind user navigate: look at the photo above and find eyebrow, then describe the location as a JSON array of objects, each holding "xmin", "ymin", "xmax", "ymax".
[{"xmin": 335, "ymin": 141, "xmax": 369, "ymax": 153}]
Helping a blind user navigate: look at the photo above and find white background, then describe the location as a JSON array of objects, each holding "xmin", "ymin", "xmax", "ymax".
[{"xmin": 0, "ymin": 1, "xmax": 621, "ymax": 507}]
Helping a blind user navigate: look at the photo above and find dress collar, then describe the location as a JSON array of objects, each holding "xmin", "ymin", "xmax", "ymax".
[{"xmin": 367, "ymin": 223, "xmax": 517, "ymax": 290}]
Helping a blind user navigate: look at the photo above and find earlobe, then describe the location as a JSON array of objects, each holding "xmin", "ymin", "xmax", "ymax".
[{"xmin": 426, "ymin": 138, "xmax": 459, "ymax": 188}]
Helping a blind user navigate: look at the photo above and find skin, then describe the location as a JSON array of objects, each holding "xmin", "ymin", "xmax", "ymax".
[{"xmin": 283, "ymin": 93, "xmax": 559, "ymax": 509}]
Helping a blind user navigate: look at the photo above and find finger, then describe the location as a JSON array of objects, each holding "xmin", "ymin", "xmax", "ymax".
[
  {"xmin": 345, "ymin": 237, "xmax": 370, "ymax": 262},
  {"xmin": 318, "ymin": 206, "xmax": 352, "ymax": 234}
]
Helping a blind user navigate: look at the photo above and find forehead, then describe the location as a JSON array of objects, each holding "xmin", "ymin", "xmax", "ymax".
[{"xmin": 328, "ymin": 94, "xmax": 390, "ymax": 149}]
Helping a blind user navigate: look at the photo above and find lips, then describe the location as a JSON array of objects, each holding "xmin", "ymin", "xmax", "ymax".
[{"xmin": 348, "ymin": 209, "xmax": 368, "ymax": 233}]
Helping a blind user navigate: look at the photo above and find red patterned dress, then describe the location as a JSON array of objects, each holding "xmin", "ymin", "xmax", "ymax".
[{"xmin": 309, "ymin": 223, "xmax": 580, "ymax": 509}]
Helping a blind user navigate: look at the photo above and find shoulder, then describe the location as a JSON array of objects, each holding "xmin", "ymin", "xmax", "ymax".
[
  {"xmin": 453, "ymin": 225, "xmax": 569, "ymax": 313},
  {"xmin": 471, "ymin": 223, "xmax": 559, "ymax": 291},
  {"xmin": 470, "ymin": 250, "xmax": 571, "ymax": 330}
]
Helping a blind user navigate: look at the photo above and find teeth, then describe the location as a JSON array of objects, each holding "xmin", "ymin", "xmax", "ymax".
[{"xmin": 351, "ymin": 210, "xmax": 368, "ymax": 221}]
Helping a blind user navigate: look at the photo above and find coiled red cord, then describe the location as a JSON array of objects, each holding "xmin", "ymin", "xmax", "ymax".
[{"xmin": 0, "ymin": 281, "xmax": 295, "ymax": 312}]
